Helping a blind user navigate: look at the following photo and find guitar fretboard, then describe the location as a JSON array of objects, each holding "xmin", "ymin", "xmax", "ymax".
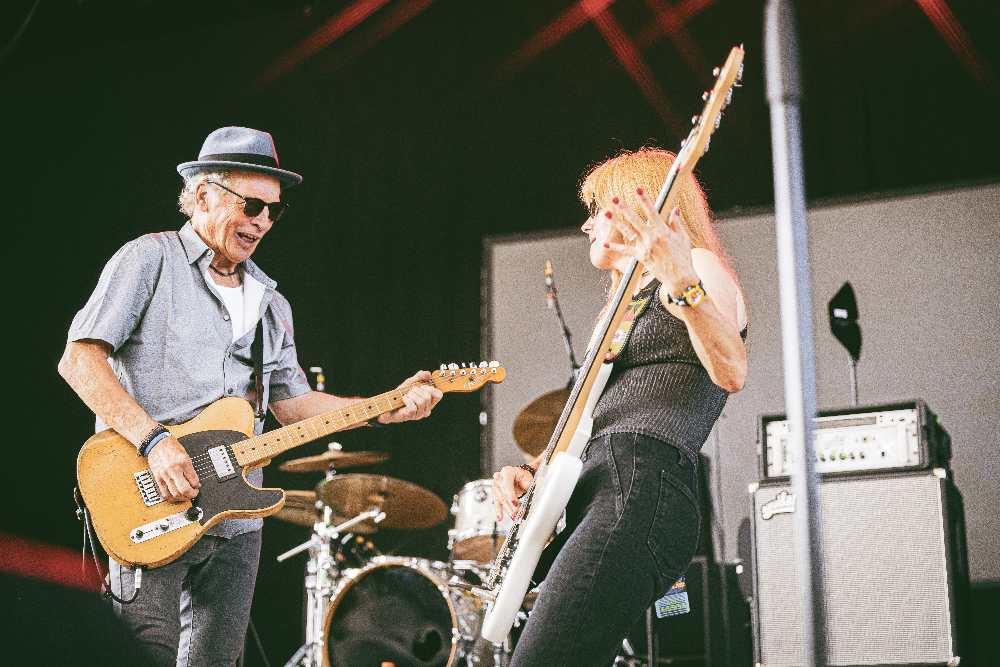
[{"xmin": 230, "ymin": 382, "xmax": 421, "ymax": 467}]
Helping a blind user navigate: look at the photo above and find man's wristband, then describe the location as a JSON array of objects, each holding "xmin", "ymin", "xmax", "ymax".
[
  {"xmin": 139, "ymin": 425, "xmax": 170, "ymax": 457},
  {"xmin": 518, "ymin": 463, "xmax": 537, "ymax": 475}
]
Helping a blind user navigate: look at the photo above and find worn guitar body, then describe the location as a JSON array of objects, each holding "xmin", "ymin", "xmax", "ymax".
[
  {"xmin": 77, "ymin": 364, "xmax": 506, "ymax": 570},
  {"xmin": 77, "ymin": 397, "xmax": 283, "ymax": 569}
]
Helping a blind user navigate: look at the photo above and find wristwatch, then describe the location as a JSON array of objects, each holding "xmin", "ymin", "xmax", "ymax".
[{"xmin": 665, "ymin": 281, "xmax": 707, "ymax": 307}]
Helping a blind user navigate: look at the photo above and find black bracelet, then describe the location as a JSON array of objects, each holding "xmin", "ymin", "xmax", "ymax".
[
  {"xmin": 518, "ymin": 463, "xmax": 536, "ymax": 475},
  {"xmin": 138, "ymin": 425, "xmax": 170, "ymax": 457},
  {"xmin": 367, "ymin": 417, "xmax": 386, "ymax": 428}
]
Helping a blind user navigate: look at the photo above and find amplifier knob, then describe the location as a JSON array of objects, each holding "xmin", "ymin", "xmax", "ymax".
[
  {"xmin": 850, "ymin": 453, "xmax": 856, "ymax": 459},
  {"xmin": 819, "ymin": 454, "xmax": 826, "ymax": 461},
  {"xmin": 859, "ymin": 452, "xmax": 866, "ymax": 459}
]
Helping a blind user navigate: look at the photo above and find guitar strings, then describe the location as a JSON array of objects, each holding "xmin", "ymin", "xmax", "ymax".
[{"xmin": 172, "ymin": 372, "xmax": 489, "ymax": 474}]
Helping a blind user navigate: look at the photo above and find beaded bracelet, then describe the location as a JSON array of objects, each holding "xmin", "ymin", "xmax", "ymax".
[
  {"xmin": 518, "ymin": 463, "xmax": 537, "ymax": 475},
  {"xmin": 139, "ymin": 425, "xmax": 170, "ymax": 457}
]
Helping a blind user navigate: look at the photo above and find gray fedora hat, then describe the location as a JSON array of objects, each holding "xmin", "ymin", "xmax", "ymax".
[{"xmin": 177, "ymin": 126, "xmax": 303, "ymax": 188}]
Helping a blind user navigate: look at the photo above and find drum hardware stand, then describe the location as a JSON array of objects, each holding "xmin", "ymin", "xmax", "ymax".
[
  {"xmin": 277, "ymin": 507, "xmax": 386, "ymax": 563},
  {"xmin": 278, "ymin": 506, "xmax": 386, "ymax": 667}
]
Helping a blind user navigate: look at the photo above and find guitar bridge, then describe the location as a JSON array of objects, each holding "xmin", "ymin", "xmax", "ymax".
[{"xmin": 134, "ymin": 470, "xmax": 163, "ymax": 507}]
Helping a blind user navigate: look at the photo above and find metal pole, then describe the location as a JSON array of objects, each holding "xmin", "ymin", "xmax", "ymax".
[
  {"xmin": 849, "ymin": 356, "xmax": 858, "ymax": 407},
  {"xmin": 764, "ymin": 1, "xmax": 828, "ymax": 665}
]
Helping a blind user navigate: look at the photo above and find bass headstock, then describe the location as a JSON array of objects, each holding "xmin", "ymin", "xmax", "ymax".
[{"xmin": 675, "ymin": 45, "xmax": 745, "ymax": 171}]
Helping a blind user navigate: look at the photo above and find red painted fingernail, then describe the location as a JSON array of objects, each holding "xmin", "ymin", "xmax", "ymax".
[
  {"xmin": 603, "ymin": 243, "xmax": 610, "ymax": 248},
  {"xmin": 611, "ymin": 197, "xmax": 619, "ymax": 205},
  {"xmin": 636, "ymin": 187, "xmax": 644, "ymax": 196},
  {"xmin": 604, "ymin": 211, "xmax": 613, "ymax": 218},
  {"xmin": 673, "ymin": 206, "xmax": 680, "ymax": 216}
]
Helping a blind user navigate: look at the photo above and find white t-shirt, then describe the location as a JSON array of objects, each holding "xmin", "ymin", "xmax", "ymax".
[{"xmin": 209, "ymin": 271, "xmax": 267, "ymax": 343}]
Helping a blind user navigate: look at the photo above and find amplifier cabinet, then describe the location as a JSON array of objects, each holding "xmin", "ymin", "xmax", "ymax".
[
  {"xmin": 759, "ymin": 401, "xmax": 951, "ymax": 480},
  {"xmin": 750, "ymin": 471, "xmax": 970, "ymax": 667}
]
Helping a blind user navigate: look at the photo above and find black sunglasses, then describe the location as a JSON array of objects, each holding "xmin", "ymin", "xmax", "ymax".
[{"xmin": 208, "ymin": 181, "xmax": 289, "ymax": 222}]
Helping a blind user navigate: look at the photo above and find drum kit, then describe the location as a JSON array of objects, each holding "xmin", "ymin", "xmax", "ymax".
[{"xmin": 272, "ymin": 440, "xmax": 536, "ymax": 667}]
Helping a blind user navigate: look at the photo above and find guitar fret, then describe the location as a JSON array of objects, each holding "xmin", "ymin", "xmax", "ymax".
[{"xmin": 227, "ymin": 372, "xmax": 502, "ymax": 467}]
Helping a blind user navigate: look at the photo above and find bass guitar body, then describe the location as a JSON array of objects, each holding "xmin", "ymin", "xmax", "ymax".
[{"xmin": 77, "ymin": 397, "xmax": 284, "ymax": 570}]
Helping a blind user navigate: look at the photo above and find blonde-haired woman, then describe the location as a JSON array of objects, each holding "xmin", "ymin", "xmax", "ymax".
[{"xmin": 492, "ymin": 149, "xmax": 747, "ymax": 666}]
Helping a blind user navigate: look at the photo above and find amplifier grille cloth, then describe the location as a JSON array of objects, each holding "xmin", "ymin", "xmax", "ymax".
[{"xmin": 754, "ymin": 474, "xmax": 952, "ymax": 666}]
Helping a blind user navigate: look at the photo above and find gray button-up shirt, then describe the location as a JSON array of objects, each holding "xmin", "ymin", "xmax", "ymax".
[{"xmin": 69, "ymin": 222, "xmax": 312, "ymax": 537}]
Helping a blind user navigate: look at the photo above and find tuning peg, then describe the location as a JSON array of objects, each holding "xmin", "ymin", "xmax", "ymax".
[
  {"xmin": 737, "ymin": 63, "xmax": 744, "ymax": 81},
  {"xmin": 448, "ymin": 363, "xmax": 459, "ymax": 370},
  {"xmin": 479, "ymin": 361, "xmax": 487, "ymax": 368},
  {"xmin": 715, "ymin": 115, "xmax": 722, "ymax": 131},
  {"xmin": 713, "ymin": 66, "xmax": 720, "ymax": 77},
  {"xmin": 488, "ymin": 361, "xmax": 499, "ymax": 367},
  {"xmin": 469, "ymin": 363, "xmax": 477, "ymax": 369},
  {"xmin": 691, "ymin": 115, "xmax": 700, "ymax": 125},
  {"xmin": 703, "ymin": 136, "xmax": 711, "ymax": 153},
  {"xmin": 440, "ymin": 364, "xmax": 447, "ymax": 371},
  {"xmin": 702, "ymin": 91, "xmax": 710, "ymax": 101},
  {"xmin": 724, "ymin": 89, "xmax": 733, "ymax": 108},
  {"xmin": 461, "ymin": 363, "xmax": 467, "ymax": 368}
]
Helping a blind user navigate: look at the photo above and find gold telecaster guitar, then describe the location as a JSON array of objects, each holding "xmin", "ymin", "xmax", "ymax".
[
  {"xmin": 480, "ymin": 47, "xmax": 745, "ymax": 643},
  {"xmin": 77, "ymin": 362, "xmax": 505, "ymax": 569}
]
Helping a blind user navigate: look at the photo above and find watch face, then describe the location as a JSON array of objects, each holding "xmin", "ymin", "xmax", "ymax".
[{"xmin": 685, "ymin": 285, "xmax": 706, "ymax": 306}]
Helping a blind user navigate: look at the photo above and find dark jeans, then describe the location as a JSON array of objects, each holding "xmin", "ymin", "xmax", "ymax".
[
  {"xmin": 110, "ymin": 530, "xmax": 262, "ymax": 667},
  {"xmin": 511, "ymin": 433, "xmax": 701, "ymax": 667}
]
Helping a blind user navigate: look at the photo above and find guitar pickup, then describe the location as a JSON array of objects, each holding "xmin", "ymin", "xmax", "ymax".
[
  {"xmin": 208, "ymin": 445, "xmax": 238, "ymax": 481},
  {"xmin": 134, "ymin": 470, "xmax": 163, "ymax": 507}
]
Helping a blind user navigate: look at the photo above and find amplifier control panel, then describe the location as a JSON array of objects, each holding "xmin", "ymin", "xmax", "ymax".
[{"xmin": 764, "ymin": 407, "xmax": 921, "ymax": 478}]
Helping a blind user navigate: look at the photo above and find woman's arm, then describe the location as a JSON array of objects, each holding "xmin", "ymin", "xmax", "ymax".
[
  {"xmin": 604, "ymin": 190, "xmax": 747, "ymax": 393},
  {"xmin": 666, "ymin": 248, "xmax": 747, "ymax": 392}
]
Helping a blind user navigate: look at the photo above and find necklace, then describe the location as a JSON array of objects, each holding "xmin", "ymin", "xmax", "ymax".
[{"xmin": 210, "ymin": 264, "xmax": 240, "ymax": 277}]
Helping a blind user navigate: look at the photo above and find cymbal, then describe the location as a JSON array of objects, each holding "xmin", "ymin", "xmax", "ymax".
[
  {"xmin": 512, "ymin": 388, "xmax": 571, "ymax": 457},
  {"xmin": 316, "ymin": 474, "xmax": 448, "ymax": 531},
  {"xmin": 271, "ymin": 490, "xmax": 378, "ymax": 534},
  {"xmin": 278, "ymin": 449, "xmax": 390, "ymax": 473},
  {"xmin": 271, "ymin": 490, "xmax": 321, "ymax": 527}
]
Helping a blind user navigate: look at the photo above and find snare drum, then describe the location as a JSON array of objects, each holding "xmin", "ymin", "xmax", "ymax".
[
  {"xmin": 448, "ymin": 479, "xmax": 513, "ymax": 563},
  {"xmin": 322, "ymin": 557, "xmax": 458, "ymax": 667}
]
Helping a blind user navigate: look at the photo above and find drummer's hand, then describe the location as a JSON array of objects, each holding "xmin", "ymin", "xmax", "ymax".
[
  {"xmin": 377, "ymin": 370, "xmax": 443, "ymax": 424},
  {"xmin": 492, "ymin": 466, "xmax": 534, "ymax": 521},
  {"xmin": 147, "ymin": 436, "xmax": 201, "ymax": 502}
]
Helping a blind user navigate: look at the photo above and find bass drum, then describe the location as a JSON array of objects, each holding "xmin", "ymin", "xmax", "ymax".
[{"xmin": 323, "ymin": 557, "xmax": 458, "ymax": 667}]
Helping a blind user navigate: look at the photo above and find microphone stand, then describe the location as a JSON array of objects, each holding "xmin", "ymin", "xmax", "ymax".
[
  {"xmin": 545, "ymin": 260, "xmax": 581, "ymax": 384},
  {"xmin": 766, "ymin": 1, "xmax": 828, "ymax": 665}
]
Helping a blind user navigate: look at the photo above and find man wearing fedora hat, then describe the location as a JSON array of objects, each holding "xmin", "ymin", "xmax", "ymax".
[{"xmin": 58, "ymin": 127, "xmax": 444, "ymax": 666}]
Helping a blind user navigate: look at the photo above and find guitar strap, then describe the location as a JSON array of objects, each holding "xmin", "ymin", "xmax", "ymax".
[
  {"xmin": 603, "ymin": 281, "xmax": 657, "ymax": 363},
  {"xmin": 251, "ymin": 317, "xmax": 267, "ymax": 422}
]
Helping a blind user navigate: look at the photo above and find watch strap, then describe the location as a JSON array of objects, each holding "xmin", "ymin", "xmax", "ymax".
[{"xmin": 665, "ymin": 281, "xmax": 707, "ymax": 307}]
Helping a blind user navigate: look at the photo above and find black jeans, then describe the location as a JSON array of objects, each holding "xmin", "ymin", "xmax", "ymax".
[{"xmin": 510, "ymin": 433, "xmax": 701, "ymax": 667}]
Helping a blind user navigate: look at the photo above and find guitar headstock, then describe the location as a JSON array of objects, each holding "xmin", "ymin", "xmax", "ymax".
[
  {"xmin": 434, "ymin": 361, "xmax": 506, "ymax": 392},
  {"xmin": 673, "ymin": 46, "xmax": 745, "ymax": 174}
]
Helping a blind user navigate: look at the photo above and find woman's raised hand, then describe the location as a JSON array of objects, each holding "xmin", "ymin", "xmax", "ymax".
[{"xmin": 603, "ymin": 188, "xmax": 701, "ymax": 296}]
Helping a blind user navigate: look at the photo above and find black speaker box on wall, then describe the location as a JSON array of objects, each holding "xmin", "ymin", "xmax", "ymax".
[{"xmin": 750, "ymin": 470, "xmax": 971, "ymax": 667}]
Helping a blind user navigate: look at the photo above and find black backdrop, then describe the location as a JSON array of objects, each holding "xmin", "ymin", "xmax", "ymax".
[{"xmin": 2, "ymin": 0, "xmax": 997, "ymax": 664}]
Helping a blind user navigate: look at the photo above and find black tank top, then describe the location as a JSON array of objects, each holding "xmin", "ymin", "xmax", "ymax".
[{"xmin": 591, "ymin": 279, "xmax": 745, "ymax": 463}]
